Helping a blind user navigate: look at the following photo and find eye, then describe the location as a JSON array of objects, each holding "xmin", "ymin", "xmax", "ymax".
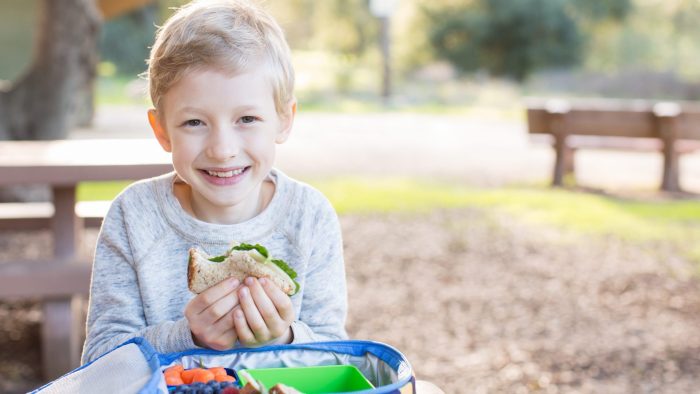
[
  {"xmin": 240, "ymin": 116, "xmax": 258, "ymax": 124},
  {"xmin": 182, "ymin": 119, "xmax": 203, "ymax": 127}
]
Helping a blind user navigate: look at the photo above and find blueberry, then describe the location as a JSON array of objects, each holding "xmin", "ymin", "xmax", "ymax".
[{"xmin": 207, "ymin": 381, "xmax": 220, "ymax": 389}]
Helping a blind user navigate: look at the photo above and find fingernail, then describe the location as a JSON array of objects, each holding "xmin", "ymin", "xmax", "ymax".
[
  {"xmin": 240, "ymin": 287, "xmax": 248, "ymax": 297},
  {"xmin": 259, "ymin": 278, "xmax": 267, "ymax": 286},
  {"xmin": 245, "ymin": 277, "xmax": 255, "ymax": 286},
  {"xmin": 229, "ymin": 278, "xmax": 240, "ymax": 288}
]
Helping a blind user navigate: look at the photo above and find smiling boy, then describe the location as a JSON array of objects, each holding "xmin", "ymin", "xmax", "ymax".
[{"xmin": 82, "ymin": 0, "xmax": 348, "ymax": 363}]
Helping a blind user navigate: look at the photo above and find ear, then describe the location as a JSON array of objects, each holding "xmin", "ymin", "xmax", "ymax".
[
  {"xmin": 274, "ymin": 100, "xmax": 297, "ymax": 144},
  {"xmin": 148, "ymin": 109, "xmax": 172, "ymax": 152}
]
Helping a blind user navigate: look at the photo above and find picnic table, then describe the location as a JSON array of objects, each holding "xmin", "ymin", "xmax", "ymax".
[{"xmin": 0, "ymin": 138, "xmax": 172, "ymax": 380}]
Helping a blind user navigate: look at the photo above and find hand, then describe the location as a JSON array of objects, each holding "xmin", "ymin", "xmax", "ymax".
[
  {"xmin": 185, "ymin": 277, "xmax": 241, "ymax": 350},
  {"xmin": 233, "ymin": 277, "xmax": 295, "ymax": 347}
]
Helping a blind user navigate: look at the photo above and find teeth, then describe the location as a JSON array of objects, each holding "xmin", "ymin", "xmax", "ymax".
[{"xmin": 206, "ymin": 168, "xmax": 244, "ymax": 178}]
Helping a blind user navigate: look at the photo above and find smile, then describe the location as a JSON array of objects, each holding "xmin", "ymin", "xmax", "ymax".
[
  {"xmin": 200, "ymin": 166, "xmax": 250, "ymax": 185},
  {"xmin": 205, "ymin": 168, "xmax": 245, "ymax": 178}
]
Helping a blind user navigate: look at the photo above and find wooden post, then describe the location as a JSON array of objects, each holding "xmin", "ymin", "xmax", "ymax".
[
  {"xmin": 52, "ymin": 186, "xmax": 81, "ymax": 260},
  {"xmin": 45, "ymin": 185, "xmax": 84, "ymax": 379},
  {"xmin": 42, "ymin": 297, "xmax": 85, "ymax": 379},
  {"xmin": 654, "ymin": 102, "xmax": 681, "ymax": 192},
  {"xmin": 546, "ymin": 100, "xmax": 571, "ymax": 187}
]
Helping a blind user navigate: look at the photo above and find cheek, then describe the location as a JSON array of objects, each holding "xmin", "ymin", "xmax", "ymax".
[
  {"xmin": 245, "ymin": 135, "xmax": 277, "ymax": 160},
  {"xmin": 170, "ymin": 136, "xmax": 201, "ymax": 164}
]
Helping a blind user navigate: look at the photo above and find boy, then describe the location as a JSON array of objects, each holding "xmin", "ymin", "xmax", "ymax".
[{"xmin": 82, "ymin": 0, "xmax": 347, "ymax": 364}]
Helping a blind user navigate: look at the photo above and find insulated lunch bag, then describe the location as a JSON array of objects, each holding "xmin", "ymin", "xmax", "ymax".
[{"xmin": 32, "ymin": 337, "xmax": 415, "ymax": 394}]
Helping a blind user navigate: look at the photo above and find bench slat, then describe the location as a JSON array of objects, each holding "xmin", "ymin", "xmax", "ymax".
[
  {"xmin": 0, "ymin": 260, "xmax": 92, "ymax": 298},
  {"xmin": 0, "ymin": 200, "xmax": 110, "ymax": 231}
]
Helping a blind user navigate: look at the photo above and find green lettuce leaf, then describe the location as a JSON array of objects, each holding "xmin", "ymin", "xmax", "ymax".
[
  {"xmin": 270, "ymin": 258, "xmax": 297, "ymax": 279},
  {"xmin": 231, "ymin": 243, "xmax": 269, "ymax": 258},
  {"xmin": 207, "ymin": 255, "xmax": 227, "ymax": 263}
]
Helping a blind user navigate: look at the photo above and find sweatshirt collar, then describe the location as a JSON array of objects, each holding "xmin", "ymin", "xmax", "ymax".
[{"xmin": 156, "ymin": 168, "xmax": 289, "ymax": 246}]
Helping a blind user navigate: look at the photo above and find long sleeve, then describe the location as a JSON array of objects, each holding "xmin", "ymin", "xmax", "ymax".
[
  {"xmin": 290, "ymin": 199, "xmax": 348, "ymax": 343},
  {"xmin": 81, "ymin": 200, "xmax": 196, "ymax": 364}
]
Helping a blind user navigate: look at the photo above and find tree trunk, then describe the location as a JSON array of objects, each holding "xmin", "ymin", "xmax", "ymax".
[{"xmin": 0, "ymin": 0, "xmax": 101, "ymax": 141}]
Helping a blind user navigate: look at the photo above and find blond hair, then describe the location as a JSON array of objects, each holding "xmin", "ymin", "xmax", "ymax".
[{"xmin": 147, "ymin": 0, "xmax": 294, "ymax": 115}]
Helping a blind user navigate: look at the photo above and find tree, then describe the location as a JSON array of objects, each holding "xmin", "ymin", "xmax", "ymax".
[
  {"xmin": 0, "ymin": 0, "xmax": 101, "ymax": 140},
  {"xmin": 425, "ymin": 0, "xmax": 632, "ymax": 81}
]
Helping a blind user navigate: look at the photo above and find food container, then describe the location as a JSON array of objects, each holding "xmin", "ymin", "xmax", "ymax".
[{"xmin": 239, "ymin": 364, "xmax": 375, "ymax": 393}]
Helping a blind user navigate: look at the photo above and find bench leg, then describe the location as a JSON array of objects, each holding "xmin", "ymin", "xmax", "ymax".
[
  {"xmin": 661, "ymin": 146, "xmax": 681, "ymax": 192},
  {"xmin": 657, "ymin": 110, "xmax": 681, "ymax": 192},
  {"xmin": 553, "ymin": 143, "xmax": 575, "ymax": 187},
  {"xmin": 550, "ymin": 112, "xmax": 571, "ymax": 187},
  {"xmin": 42, "ymin": 296, "xmax": 85, "ymax": 380}
]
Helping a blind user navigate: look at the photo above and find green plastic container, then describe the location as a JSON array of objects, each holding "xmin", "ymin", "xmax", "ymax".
[{"xmin": 238, "ymin": 364, "xmax": 374, "ymax": 393}]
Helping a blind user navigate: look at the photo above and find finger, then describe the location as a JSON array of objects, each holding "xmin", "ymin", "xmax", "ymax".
[
  {"xmin": 201, "ymin": 287, "xmax": 240, "ymax": 323},
  {"xmin": 188, "ymin": 294, "xmax": 238, "ymax": 346},
  {"xmin": 259, "ymin": 277, "xmax": 295, "ymax": 323},
  {"xmin": 246, "ymin": 278, "xmax": 282, "ymax": 327},
  {"xmin": 209, "ymin": 327, "xmax": 238, "ymax": 351},
  {"xmin": 238, "ymin": 283, "xmax": 270, "ymax": 342},
  {"xmin": 201, "ymin": 307, "xmax": 236, "ymax": 339},
  {"xmin": 187, "ymin": 278, "xmax": 240, "ymax": 315},
  {"xmin": 232, "ymin": 306, "xmax": 257, "ymax": 346}
]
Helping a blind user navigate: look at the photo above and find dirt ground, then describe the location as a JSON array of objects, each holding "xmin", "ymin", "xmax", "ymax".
[{"xmin": 2, "ymin": 208, "xmax": 700, "ymax": 393}]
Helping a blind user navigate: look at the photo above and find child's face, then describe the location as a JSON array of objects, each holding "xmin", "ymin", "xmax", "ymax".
[{"xmin": 148, "ymin": 66, "xmax": 294, "ymax": 221}]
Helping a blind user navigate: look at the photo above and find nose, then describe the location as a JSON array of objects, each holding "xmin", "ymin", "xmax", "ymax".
[{"xmin": 205, "ymin": 126, "xmax": 240, "ymax": 161}]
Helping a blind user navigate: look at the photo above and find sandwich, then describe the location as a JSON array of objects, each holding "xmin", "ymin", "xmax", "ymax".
[
  {"xmin": 238, "ymin": 370, "xmax": 304, "ymax": 394},
  {"xmin": 188, "ymin": 243, "xmax": 299, "ymax": 296}
]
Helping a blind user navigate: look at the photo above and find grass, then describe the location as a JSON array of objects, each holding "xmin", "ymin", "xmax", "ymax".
[
  {"xmin": 78, "ymin": 178, "xmax": 700, "ymax": 245},
  {"xmin": 77, "ymin": 181, "xmax": 134, "ymax": 201}
]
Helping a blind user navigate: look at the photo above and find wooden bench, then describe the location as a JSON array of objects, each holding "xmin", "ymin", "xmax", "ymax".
[
  {"xmin": 526, "ymin": 98, "xmax": 700, "ymax": 192},
  {"xmin": 0, "ymin": 138, "xmax": 172, "ymax": 380}
]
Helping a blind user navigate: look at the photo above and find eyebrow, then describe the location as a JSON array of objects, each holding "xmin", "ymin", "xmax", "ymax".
[{"xmin": 176, "ymin": 105, "xmax": 262, "ymax": 114}]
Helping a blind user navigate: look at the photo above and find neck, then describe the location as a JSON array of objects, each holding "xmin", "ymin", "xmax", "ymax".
[{"xmin": 173, "ymin": 180, "xmax": 274, "ymax": 225}]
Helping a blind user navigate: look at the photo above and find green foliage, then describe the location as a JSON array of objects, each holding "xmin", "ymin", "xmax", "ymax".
[
  {"xmin": 572, "ymin": 0, "xmax": 632, "ymax": 22},
  {"xmin": 424, "ymin": 0, "xmax": 632, "ymax": 81},
  {"xmin": 0, "ymin": 0, "xmax": 37, "ymax": 82},
  {"xmin": 99, "ymin": 5, "xmax": 158, "ymax": 76}
]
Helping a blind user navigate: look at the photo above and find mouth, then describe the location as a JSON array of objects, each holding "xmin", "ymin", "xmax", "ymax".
[
  {"xmin": 203, "ymin": 167, "xmax": 247, "ymax": 178},
  {"xmin": 199, "ymin": 166, "xmax": 250, "ymax": 184}
]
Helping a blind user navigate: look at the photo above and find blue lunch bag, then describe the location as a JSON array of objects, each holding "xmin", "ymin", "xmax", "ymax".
[{"xmin": 31, "ymin": 337, "xmax": 416, "ymax": 394}]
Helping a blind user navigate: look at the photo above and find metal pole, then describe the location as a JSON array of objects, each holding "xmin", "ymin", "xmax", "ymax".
[{"xmin": 379, "ymin": 16, "xmax": 391, "ymax": 103}]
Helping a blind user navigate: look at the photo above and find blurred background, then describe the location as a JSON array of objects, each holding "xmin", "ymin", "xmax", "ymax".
[{"xmin": 1, "ymin": 0, "xmax": 700, "ymax": 393}]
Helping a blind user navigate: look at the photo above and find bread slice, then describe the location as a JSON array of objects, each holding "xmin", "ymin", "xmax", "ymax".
[{"xmin": 188, "ymin": 247, "xmax": 298, "ymax": 295}]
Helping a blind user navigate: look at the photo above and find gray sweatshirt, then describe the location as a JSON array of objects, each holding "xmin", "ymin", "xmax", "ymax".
[{"xmin": 81, "ymin": 169, "xmax": 348, "ymax": 364}]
